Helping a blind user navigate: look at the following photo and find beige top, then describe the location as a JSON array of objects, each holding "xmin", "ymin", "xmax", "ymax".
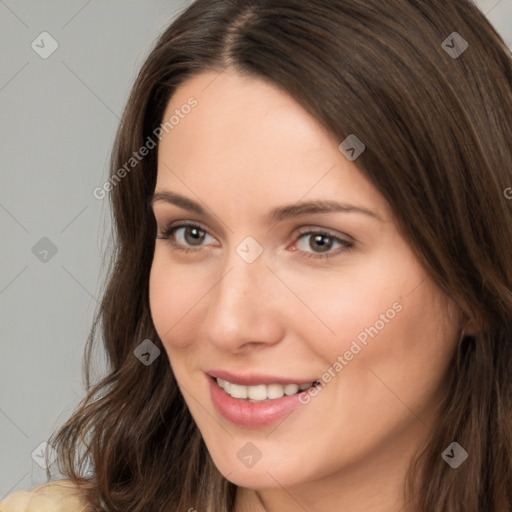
[{"xmin": 0, "ymin": 479, "xmax": 90, "ymax": 512}]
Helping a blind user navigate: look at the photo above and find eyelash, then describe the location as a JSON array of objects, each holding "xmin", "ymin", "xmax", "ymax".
[{"xmin": 155, "ymin": 221, "xmax": 354, "ymax": 260}]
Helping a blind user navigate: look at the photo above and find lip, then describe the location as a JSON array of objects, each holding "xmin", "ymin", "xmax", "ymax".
[
  {"xmin": 208, "ymin": 375, "xmax": 311, "ymax": 427},
  {"xmin": 207, "ymin": 369, "xmax": 316, "ymax": 386}
]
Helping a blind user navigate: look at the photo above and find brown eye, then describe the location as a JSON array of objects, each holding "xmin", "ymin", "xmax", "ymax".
[
  {"xmin": 309, "ymin": 234, "xmax": 334, "ymax": 252},
  {"xmin": 182, "ymin": 226, "xmax": 206, "ymax": 246},
  {"xmin": 294, "ymin": 229, "xmax": 354, "ymax": 260},
  {"xmin": 156, "ymin": 222, "xmax": 216, "ymax": 249},
  {"xmin": 296, "ymin": 232, "xmax": 341, "ymax": 253}
]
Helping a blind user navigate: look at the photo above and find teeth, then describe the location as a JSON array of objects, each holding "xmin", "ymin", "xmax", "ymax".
[
  {"xmin": 217, "ymin": 378, "xmax": 231, "ymax": 393},
  {"xmin": 267, "ymin": 384, "xmax": 284, "ymax": 399},
  {"xmin": 229, "ymin": 383, "xmax": 248, "ymax": 399},
  {"xmin": 248, "ymin": 384, "xmax": 267, "ymax": 400},
  {"xmin": 216, "ymin": 378, "xmax": 315, "ymax": 402},
  {"xmin": 284, "ymin": 383, "xmax": 299, "ymax": 395}
]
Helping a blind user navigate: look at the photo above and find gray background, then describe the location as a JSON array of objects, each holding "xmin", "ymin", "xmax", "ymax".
[{"xmin": 1, "ymin": 0, "xmax": 511, "ymax": 499}]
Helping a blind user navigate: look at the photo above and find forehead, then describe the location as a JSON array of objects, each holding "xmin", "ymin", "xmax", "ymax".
[
  {"xmin": 161, "ymin": 69, "xmax": 337, "ymax": 157},
  {"xmin": 155, "ymin": 70, "xmax": 389, "ymax": 220}
]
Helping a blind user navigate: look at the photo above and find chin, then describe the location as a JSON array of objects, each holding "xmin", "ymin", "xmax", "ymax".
[
  {"xmin": 222, "ymin": 466, "xmax": 291, "ymax": 489},
  {"xmin": 210, "ymin": 449, "xmax": 310, "ymax": 489}
]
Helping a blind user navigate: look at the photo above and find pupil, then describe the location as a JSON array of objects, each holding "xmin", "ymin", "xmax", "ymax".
[
  {"xmin": 311, "ymin": 234, "xmax": 332, "ymax": 252},
  {"xmin": 185, "ymin": 227, "xmax": 205, "ymax": 245}
]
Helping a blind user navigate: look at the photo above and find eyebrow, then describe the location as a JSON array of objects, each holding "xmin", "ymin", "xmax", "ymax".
[{"xmin": 150, "ymin": 190, "xmax": 383, "ymax": 222}]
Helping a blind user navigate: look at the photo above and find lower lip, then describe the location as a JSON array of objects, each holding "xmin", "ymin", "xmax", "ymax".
[{"xmin": 208, "ymin": 377, "xmax": 308, "ymax": 427}]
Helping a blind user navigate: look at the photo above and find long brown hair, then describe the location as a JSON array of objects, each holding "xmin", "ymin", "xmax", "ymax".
[{"xmin": 49, "ymin": 1, "xmax": 512, "ymax": 510}]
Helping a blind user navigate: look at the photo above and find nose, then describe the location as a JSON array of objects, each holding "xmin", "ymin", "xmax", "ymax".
[{"xmin": 202, "ymin": 247, "xmax": 285, "ymax": 354}]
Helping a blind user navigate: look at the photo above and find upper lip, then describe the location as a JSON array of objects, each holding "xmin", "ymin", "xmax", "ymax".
[{"xmin": 207, "ymin": 369, "xmax": 317, "ymax": 386}]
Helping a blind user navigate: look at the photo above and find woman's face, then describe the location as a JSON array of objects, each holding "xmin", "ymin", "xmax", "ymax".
[{"xmin": 149, "ymin": 69, "xmax": 462, "ymax": 497}]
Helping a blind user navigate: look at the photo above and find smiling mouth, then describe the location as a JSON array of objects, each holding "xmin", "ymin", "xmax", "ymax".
[{"xmin": 215, "ymin": 377, "xmax": 320, "ymax": 403}]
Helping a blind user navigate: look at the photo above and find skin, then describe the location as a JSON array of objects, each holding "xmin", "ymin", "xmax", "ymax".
[{"xmin": 148, "ymin": 69, "xmax": 463, "ymax": 512}]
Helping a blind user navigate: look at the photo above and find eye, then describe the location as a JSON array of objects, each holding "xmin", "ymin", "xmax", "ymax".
[
  {"xmin": 156, "ymin": 221, "xmax": 354, "ymax": 260},
  {"xmin": 293, "ymin": 229, "xmax": 354, "ymax": 259},
  {"xmin": 156, "ymin": 221, "xmax": 217, "ymax": 251}
]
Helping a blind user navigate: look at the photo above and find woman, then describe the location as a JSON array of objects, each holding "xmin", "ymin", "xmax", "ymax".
[{"xmin": 2, "ymin": 0, "xmax": 511, "ymax": 510}]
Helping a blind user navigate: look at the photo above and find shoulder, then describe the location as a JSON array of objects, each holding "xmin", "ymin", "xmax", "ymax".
[{"xmin": 0, "ymin": 479, "xmax": 91, "ymax": 512}]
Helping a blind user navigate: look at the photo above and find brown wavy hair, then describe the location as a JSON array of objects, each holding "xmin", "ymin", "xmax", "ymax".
[{"xmin": 48, "ymin": 0, "xmax": 512, "ymax": 510}]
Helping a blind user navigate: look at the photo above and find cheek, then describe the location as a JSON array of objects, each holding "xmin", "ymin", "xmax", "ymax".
[
  {"xmin": 278, "ymin": 253, "xmax": 410, "ymax": 359},
  {"xmin": 321, "ymin": 275, "xmax": 460, "ymax": 438},
  {"xmin": 288, "ymin": 252, "xmax": 460, "ymax": 408},
  {"xmin": 148, "ymin": 254, "xmax": 208, "ymax": 352}
]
